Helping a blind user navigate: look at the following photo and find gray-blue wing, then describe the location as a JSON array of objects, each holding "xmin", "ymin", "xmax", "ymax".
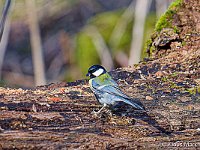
[{"xmin": 94, "ymin": 84, "xmax": 144, "ymax": 110}]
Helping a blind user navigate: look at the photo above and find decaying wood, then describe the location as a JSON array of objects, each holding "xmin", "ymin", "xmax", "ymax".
[
  {"xmin": 0, "ymin": 0, "xmax": 200, "ymax": 149},
  {"xmin": 0, "ymin": 57, "xmax": 199, "ymax": 149}
]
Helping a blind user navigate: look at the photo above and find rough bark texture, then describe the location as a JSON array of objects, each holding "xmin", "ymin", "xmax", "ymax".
[{"xmin": 0, "ymin": 0, "xmax": 200, "ymax": 149}]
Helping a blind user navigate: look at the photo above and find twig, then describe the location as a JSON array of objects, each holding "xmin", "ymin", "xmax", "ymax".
[
  {"xmin": 0, "ymin": 12, "xmax": 11, "ymax": 80},
  {"xmin": 128, "ymin": 0, "xmax": 152, "ymax": 65},
  {"xmin": 0, "ymin": 0, "xmax": 11, "ymax": 42},
  {"xmin": 26, "ymin": 0, "xmax": 46, "ymax": 86}
]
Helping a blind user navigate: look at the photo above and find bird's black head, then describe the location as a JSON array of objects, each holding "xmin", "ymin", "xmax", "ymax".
[{"xmin": 86, "ymin": 65, "xmax": 107, "ymax": 79}]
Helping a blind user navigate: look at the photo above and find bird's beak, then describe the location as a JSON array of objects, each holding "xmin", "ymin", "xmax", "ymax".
[{"xmin": 86, "ymin": 72, "xmax": 90, "ymax": 77}]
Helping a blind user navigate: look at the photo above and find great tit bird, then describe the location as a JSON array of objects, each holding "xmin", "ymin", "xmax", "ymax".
[{"xmin": 86, "ymin": 65, "xmax": 145, "ymax": 114}]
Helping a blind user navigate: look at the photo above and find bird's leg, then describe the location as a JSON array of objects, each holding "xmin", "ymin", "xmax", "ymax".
[
  {"xmin": 92, "ymin": 103, "xmax": 107, "ymax": 116},
  {"xmin": 97, "ymin": 103, "xmax": 107, "ymax": 114}
]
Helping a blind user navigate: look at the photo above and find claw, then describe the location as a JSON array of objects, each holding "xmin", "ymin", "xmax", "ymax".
[{"xmin": 91, "ymin": 103, "xmax": 107, "ymax": 116}]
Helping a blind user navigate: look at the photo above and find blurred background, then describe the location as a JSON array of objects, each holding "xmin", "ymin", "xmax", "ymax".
[{"xmin": 0, "ymin": 0, "xmax": 173, "ymax": 88}]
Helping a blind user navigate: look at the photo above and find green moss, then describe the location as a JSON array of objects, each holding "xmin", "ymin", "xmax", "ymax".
[
  {"xmin": 171, "ymin": 72, "xmax": 178, "ymax": 77},
  {"xmin": 155, "ymin": 0, "xmax": 183, "ymax": 32},
  {"xmin": 142, "ymin": 13, "xmax": 157, "ymax": 58},
  {"xmin": 187, "ymin": 86, "xmax": 200, "ymax": 95},
  {"xmin": 173, "ymin": 26, "xmax": 180, "ymax": 33},
  {"xmin": 197, "ymin": 86, "xmax": 200, "ymax": 93},
  {"xmin": 182, "ymin": 41, "xmax": 186, "ymax": 46},
  {"xmin": 161, "ymin": 76, "xmax": 168, "ymax": 82},
  {"xmin": 155, "ymin": 10, "xmax": 174, "ymax": 32},
  {"xmin": 168, "ymin": 0, "xmax": 183, "ymax": 10},
  {"xmin": 144, "ymin": 38, "xmax": 153, "ymax": 56},
  {"xmin": 144, "ymin": 0, "xmax": 183, "ymax": 56},
  {"xmin": 169, "ymin": 82, "xmax": 177, "ymax": 89}
]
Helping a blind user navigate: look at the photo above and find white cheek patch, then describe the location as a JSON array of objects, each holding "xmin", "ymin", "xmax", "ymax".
[{"xmin": 92, "ymin": 68, "xmax": 104, "ymax": 77}]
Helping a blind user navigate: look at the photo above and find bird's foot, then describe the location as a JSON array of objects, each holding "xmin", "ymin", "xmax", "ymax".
[{"xmin": 91, "ymin": 104, "xmax": 107, "ymax": 116}]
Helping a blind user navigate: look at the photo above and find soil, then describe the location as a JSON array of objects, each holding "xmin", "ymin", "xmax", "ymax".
[{"xmin": 0, "ymin": 0, "xmax": 199, "ymax": 149}]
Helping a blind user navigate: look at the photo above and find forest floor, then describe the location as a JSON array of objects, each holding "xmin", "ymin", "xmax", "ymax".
[{"xmin": 0, "ymin": 0, "xmax": 200, "ymax": 149}]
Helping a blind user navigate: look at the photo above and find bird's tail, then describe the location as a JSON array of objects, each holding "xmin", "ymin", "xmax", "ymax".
[{"xmin": 123, "ymin": 99, "xmax": 145, "ymax": 110}]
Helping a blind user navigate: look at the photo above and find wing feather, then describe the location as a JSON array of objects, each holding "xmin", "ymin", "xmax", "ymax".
[{"xmin": 93, "ymin": 83, "xmax": 144, "ymax": 110}]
